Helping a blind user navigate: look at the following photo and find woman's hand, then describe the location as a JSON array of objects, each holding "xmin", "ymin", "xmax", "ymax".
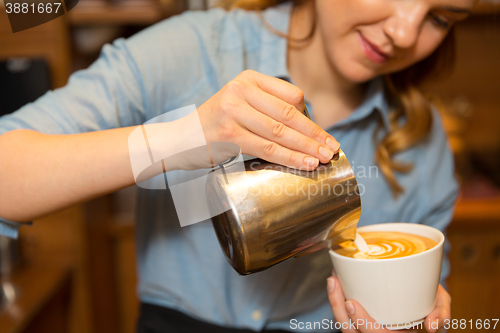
[
  {"xmin": 197, "ymin": 70, "xmax": 340, "ymax": 171},
  {"xmin": 327, "ymin": 277, "xmax": 451, "ymax": 333}
]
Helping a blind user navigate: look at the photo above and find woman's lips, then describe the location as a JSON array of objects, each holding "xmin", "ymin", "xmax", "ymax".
[{"xmin": 358, "ymin": 32, "xmax": 390, "ymax": 64}]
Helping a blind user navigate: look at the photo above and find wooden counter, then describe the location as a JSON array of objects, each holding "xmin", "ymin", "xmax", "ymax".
[{"xmin": 0, "ymin": 260, "xmax": 72, "ymax": 333}]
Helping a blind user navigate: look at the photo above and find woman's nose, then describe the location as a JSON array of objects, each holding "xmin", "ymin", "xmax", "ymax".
[{"xmin": 383, "ymin": 2, "xmax": 428, "ymax": 49}]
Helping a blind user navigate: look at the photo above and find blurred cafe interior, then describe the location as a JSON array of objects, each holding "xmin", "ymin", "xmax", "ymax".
[{"xmin": 0, "ymin": 0, "xmax": 499, "ymax": 333}]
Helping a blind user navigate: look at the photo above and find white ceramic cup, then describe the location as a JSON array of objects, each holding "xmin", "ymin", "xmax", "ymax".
[{"xmin": 329, "ymin": 223, "xmax": 445, "ymax": 330}]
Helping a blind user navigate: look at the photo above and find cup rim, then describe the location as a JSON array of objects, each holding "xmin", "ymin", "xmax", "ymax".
[{"xmin": 329, "ymin": 222, "xmax": 445, "ymax": 263}]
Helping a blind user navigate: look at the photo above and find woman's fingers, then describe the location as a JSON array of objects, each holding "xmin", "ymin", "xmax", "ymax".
[
  {"xmin": 327, "ymin": 277, "xmax": 419, "ymax": 333},
  {"xmin": 425, "ymin": 285, "xmax": 451, "ymax": 332},
  {"xmin": 200, "ymin": 70, "xmax": 342, "ymax": 170},
  {"xmin": 238, "ymin": 70, "xmax": 306, "ymax": 111},
  {"xmin": 234, "ymin": 129, "xmax": 319, "ymax": 170},
  {"xmin": 327, "ymin": 277, "xmax": 359, "ymax": 333},
  {"xmin": 234, "ymin": 101, "xmax": 334, "ymax": 164},
  {"xmin": 242, "ymin": 82, "xmax": 340, "ymax": 153},
  {"xmin": 344, "ymin": 299, "xmax": 417, "ymax": 333}
]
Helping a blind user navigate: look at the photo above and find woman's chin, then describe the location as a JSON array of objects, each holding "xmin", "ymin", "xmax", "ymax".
[
  {"xmin": 341, "ymin": 67, "xmax": 380, "ymax": 84},
  {"xmin": 332, "ymin": 59, "xmax": 381, "ymax": 83}
]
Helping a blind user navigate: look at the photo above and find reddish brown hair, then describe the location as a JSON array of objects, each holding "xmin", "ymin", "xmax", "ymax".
[{"xmin": 220, "ymin": 0, "xmax": 456, "ymax": 197}]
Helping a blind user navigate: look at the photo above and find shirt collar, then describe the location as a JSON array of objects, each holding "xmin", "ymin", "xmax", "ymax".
[
  {"xmin": 330, "ymin": 77, "xmax": 391, "ymax": 131},
  {"xmin": 257, "ymin": 2, "xmax": 391, "ymax": 131}
]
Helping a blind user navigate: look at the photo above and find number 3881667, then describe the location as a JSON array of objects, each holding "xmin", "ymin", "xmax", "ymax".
[
  {"xmin": 443, "ymin": 319, "xmax": 499, "ymax": 330},
  {"xmin": 5, "ymin": 2, "xmax": 62, "ymax": 14}
]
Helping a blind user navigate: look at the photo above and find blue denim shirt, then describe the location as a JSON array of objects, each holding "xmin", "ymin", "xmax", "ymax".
[{"xmin": 0, "ymin": 3, "xmax": 458, "ymax": 331}]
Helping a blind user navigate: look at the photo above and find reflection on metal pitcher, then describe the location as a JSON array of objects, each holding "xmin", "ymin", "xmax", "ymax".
[{"xmin": 206, "ymin": 149, "xmax": 361, "ymax": 275}]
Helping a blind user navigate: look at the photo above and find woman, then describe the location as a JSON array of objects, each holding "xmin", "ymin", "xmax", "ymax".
[{"xmin": 0, "ymin": 0, "xmax": 477, "ymax": 332}]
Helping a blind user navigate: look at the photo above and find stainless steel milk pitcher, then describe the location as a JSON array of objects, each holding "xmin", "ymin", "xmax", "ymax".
[{"xmin": 206, "ymin": 149, "xmax": 361, "ymax": 275}]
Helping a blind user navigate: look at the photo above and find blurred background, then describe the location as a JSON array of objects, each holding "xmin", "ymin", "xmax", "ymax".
[{"xmin": 0, "ymin": 0, "xmax": 499, "ymax": 332}]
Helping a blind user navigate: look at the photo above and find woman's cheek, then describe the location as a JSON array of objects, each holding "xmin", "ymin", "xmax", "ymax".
[
  {"xmin": 384, "ymin": 32, "xmax": 446, "ymax": 74},
  {"xmin": 413, "ymin": 28, "xmax": 448, "ymax": 62}
]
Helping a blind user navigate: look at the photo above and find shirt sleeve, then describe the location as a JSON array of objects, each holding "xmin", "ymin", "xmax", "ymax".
[
  {"xmin": 416, "ymin": 108, "xmax": 460, "ymax": 288},
  {"xmin": 0, "ymin": 9, "xmax": 230, "ymax": 237},
  {"xmin": 0, "ymin": 27, "xmax": 150, "ymax": 237},
  {"xmin": 0, "ymin": 38, "xmax": 147, "ymax": 137},
  {"xmin": 0, "ymin": 8, "xmax": 230, "ymax": 136}
]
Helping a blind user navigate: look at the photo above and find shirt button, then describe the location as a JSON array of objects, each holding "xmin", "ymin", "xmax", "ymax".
[{"xmin": 251, "ymin": 309, "xmax": 262, "ymax": 321}]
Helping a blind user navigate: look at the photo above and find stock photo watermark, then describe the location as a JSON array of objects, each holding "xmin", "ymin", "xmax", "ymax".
[
  {"xmin": 128, "ymin": 105, "xmax": 380, "ymax": 228},
  {"xmin": 246, "ymin": 162, "xmax": 378, "ymax": 199},
  {"xmin": 290, "ymin": 318, "xmax": 422, "ymax": 331},
  {"xmin": 289, "ymin": 318, "xmax": 500, "ymax": 331}
]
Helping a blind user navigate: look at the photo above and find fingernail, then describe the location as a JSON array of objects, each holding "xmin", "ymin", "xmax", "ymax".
[
  {"xmin": 319, "ymin": 146, "xmax": 334, "ymax": 160},
  {"xmin": 304, "ymin": 156, "xmax": 319, "ymax": 168},
  {"xmin": 326, "ymin": 137, "xmax": 340, "ymax": 153},
  {"xmin": 327, "ymin": 277, "xmax": 335, "ymax": 293},
  {"xmin": 345, "ymin": 301, "xmax": 355, "ymax": 315}
]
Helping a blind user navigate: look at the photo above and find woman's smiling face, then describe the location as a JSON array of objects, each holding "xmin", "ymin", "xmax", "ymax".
[{"xmin": 315, "ymin": 0, "xmax": 477, "ymax": 83}]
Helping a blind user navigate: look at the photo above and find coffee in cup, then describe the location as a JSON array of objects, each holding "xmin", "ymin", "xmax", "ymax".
[{"xmin": 333, "ymin": 231, "xmax": 437, "ymax": 259}]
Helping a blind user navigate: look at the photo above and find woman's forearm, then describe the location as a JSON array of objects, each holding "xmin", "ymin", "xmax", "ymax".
[
  {"xmin": 0, "ymin": 106, "xmax": 241, "ymax": 222},
  {"xmin": 0, "ymin": 71, "xmax": 343, "ymax": 222},
  {"xmin": 0, "ymin": 110, "xmax": 228, "ymax": 222},
  {"xmin": 0, "ymin": 127, "xmax": 138, "ymax": 221}
]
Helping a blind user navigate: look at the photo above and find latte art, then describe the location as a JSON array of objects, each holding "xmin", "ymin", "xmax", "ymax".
[{"xmin": 333, "ymin": 231, "xmax": 437, "ymax": 259}]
